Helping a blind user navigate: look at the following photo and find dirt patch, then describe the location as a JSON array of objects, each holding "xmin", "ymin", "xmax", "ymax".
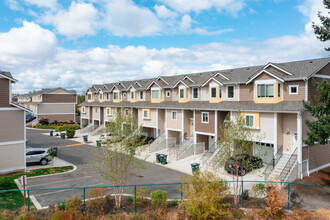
[{"xmin": 290, "ymin": 167, "xmax": 330, "ymax": 211}]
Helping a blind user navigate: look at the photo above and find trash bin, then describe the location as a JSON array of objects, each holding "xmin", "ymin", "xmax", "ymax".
[
  {"xmin": 60, "ymin": 133, "xmax": 66, "ymax": 139},
  {"xmin": 191, "ymin": 163, "xmax": 200, "ymax": 173},
  {"xmin": 96, "ymin": 140, "xmax": 101, "ymax": 148},
  {"xmin": 156, "ymin": 153, "xmax": 161, "ymax": 163},
  {"xmin": 50, "ymin": 130, "xmax": 53, "ymax": 136},
  {"xmin": 83, "ymin": 135, "xmax": 88, "ymax": 142},
  {"xmin": 50, "ymin": 146, "xmax": 58, "ymax": 156},
  {"xmin": 160, "ymin": 154, "xmax": 168, "ymax": 165}
]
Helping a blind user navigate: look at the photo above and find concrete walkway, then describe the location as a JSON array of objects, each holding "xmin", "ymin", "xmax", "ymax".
[{"xmin": 26, "ymin": 157, "xmax": 75, "ymax": 171}]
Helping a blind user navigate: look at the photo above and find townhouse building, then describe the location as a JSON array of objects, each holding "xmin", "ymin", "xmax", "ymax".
[
  {"xmin": 80, "ymin": 57, "xmax": 330, "ymax": 180},
  {"xmin": 0, "ymin": 71, "xmax": 31, "ymax": 174},
  {"xmin": 16, "ymin": 87, "xmax": 77, "ymax": 122}
]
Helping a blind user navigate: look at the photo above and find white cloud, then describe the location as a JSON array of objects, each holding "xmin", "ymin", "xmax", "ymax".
[
  {"xmin": 160, "ymin": 0, "xmax": 245, "ymax": 14},
  {"xmin": 5, "ymin": 0, "xmax": 23, "ymax": 11},
  {"xmin": 41, "ymin": 1, "xmax": 98, "ymax": 39},
  {"xmin": 24, "ymin": 0, "xmax": 58, "ymax": 9},
  {"xmin": 154, "ymin": 5, "xmax": 177, "ymax": 19},
  {"xmin": 104, "ymin": 0, "xmax": 162, "ymax": 37},
  {"xmin": 0, "ymin": 21, "xmax": 57, "ymax": 68},
  {"xmin": 180, "ymin": 14, "xmax": 192, "ymax": 30}
]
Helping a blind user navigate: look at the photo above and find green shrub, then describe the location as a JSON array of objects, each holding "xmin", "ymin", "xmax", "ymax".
[
  {"xmin": 232, "ymin": 209, "xmax": 244, "ymax": 219},
  {"xmin": 58, "ymin": 126, "xmax": 64, "ymax": 133},
  {"xmin": 150, "ymin": 190, "xmax": 167, "ymax": 208},
  {"xmin": 131, "ymin": 187, "xmax": 148, "ymax": 206},
  {"xmin": 65, "ymin": 196, "xmax": 82, "ymax": 215},
  {"xmin": 127, "ymin": 196, "xmax": 133, "ymax": 203},
  {"xmin": 16, "ymin": 214, "xmax": 26, "ymax": 220},
  {"xmin": 57, "ymin": 200, "xmax": 66, "ymax": 210},
  {"xmin": 168, "ymin": 199, "xmax": 178, "ymax": 207},
  {"xmin": 181, "ymin": 171, "xmax": 230, "ymax": 219},
  {"xmin": 63, "ymin": 125, "xmax": 70, "ymax": 131},
  {"xmin": 66, "ymin": 125, "xmax": 76, "ymax": 138}
]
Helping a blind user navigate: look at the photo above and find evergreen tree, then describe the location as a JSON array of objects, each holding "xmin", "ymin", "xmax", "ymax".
[
  {"xmin": 312, "ymin": 0, "xmax": 330, "ymax": 51},
  {"xmin": 303, "ymin": 79, "xmax": 330, "ymax": 145}
]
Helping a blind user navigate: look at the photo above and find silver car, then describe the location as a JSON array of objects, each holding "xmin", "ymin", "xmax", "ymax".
[{"xmin": 26, "ymin": 148, "xmax": 51, "ymax": 165}]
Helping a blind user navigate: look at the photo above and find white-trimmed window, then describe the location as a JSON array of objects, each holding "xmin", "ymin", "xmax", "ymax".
[
  {"xmin": 227, "ymin": 86, "xmax": 234, "ymax": 98},
  {"xmin": 140, "ymin": 91, "xmax": 144, "ymax": 99},
  {"xmin": 257, "ymin": 84, "xmax": 274, "ymax": 98},
  {"xmin": 123, "ymin": 93, "xmax": 126, "ymax": 98},
  {"xmin": 192, "ymin": 88, "xmax": 198, "ymax": 99},
  {"xmin": 172, "ymin": 111, "xmax": 177, "ymax": 120},
  {"xmin": 143, "ymin": 109, "xmax": 149, "ymax": 118},
  {"xmin": 245, "ymin": 114, "xmax": 254, "ymax": 127},
  {"xmin": 179, "ymin": 88, "xmax": 184, "ymax": 98},
  {"xmin": 219, "ymin": 86, "xmax": 222, "ymax": 98},
  {"xmin": 95, "ymin": 107, "xmax": 98, "ymax": 113},
  {"xmin": 107, "ymin": 108, "xmax": 111, "ymax": 115},
  {"xmin": 131, "ymin": 91, "xmax": 134, "ymax": 99},
  {"xmin": 166, "ymin": 91, "xmax": 171, "ymax": 97},
  {"xmin": 289, "ymin": 85, "xmax": 298, "ymax": 94},
  {"xmin": 125, "ymin": 108, "xmax": 129, "ymax": 116},
  {"xmin": 82, "ymin": 107, "xmax": 86, "ymax": 113},
  {"xmin": 211, "ymin": 87, "xmax": 217, "ymax": 98},
  {"xmin": 106, "ymin": 93, "xmax": 109, "ymax": 100},
  {"xmin": 202, "ymin": 112, "xmax": 209, "ymax": 123},
  {"xmin": 278, "ymin": 84, "xmax": 281, "ymax": 97},
  {"xmin": 113, "ymin": 91, "xmax": 119, "ymax": 100},
  {"xmin": 152, "ymin": 89, "xmax": 160, "ymax": 99}
]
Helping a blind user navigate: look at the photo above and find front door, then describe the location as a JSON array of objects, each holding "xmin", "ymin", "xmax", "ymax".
[
  {"xmin": 290, "ymin": 132, "xmax": 297, "ymax": 153},
  {"xmin": 189, "ymin": 118, "xmax": 194, "ymax": 137}
]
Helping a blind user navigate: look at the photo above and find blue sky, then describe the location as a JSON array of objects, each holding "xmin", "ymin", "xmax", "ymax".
[{"xmin": 0, "ymin": 0, "xmax": 328, "ymax": 93}]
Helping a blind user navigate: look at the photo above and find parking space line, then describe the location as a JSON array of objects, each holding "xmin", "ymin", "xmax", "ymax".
[
  {"xmin": 28, "ymin": 176, "xmax": 93, "ymax": 188},
  {"xmin": 58, "ymin": 143, "xmax": 85, "ymax": 148},
  {"xmin": 33, "ymin": 183, "xmax": 104, "ymax": 197}
]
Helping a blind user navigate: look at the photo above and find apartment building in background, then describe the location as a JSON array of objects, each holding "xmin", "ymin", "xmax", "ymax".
[
  {"xmin": 16, "ymin": 88, "xmax": 77, "ymax": 122},
  {"xmin": 0, "ymin": 71, "xmax": 31, "ymax": 174},
  {"xmin": 80, "ymin": 57, "xmax": 330, "ymax": 181}
]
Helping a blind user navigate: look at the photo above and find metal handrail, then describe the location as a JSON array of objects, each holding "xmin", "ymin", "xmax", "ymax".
[
  {"xmin": 201, "ymin": 141, "xmax": 217, "ymax": 164},
  {"xmin": 264, "ymin": 145, "xmax": 283, "ymax": 180},
  {"xmin": 175, "ymin": 134, "xmax": 194, "ymax": 158},
  {"xmin": 168, "ymin": 134, "xmax": 192, "ymax": 157},
  {"xmin": 279, "ymin": 148, "xmax": 298, "ymax": 182}
]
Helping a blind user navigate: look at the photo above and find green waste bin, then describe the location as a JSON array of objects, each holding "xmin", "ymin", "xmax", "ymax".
[
  {"xmin": 96, "ymin": 140, "xmax": 101, "ymax": 148},
  {"xmin": 160, "ymin": 154, "xmax": 168, "ymax": 165},
  {"xmin": 83, "ymin": 135, "xmax": 88, "ymax": 142},
  {"xmin": 50, "ymin": 130, "xmax": 53, "ymax": 136},
  {"xmin": 60, "ymin": 133, "xmax": 66, "ymax": 139},
  {"xmin": 50, "ymin": 146, "xmax": 58, "ymax": 156},
  {"xmin": 191, "ymin": 163, "xmax": 200, "ymax": 173},
  {"xmin": 156, "ymin": 153, "xmax": 161, "ymax": 163}
]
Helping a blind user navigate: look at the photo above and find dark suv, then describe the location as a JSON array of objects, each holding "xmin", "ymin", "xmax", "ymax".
[{"xmin": 224, "ymin": 154, "xmax": 263, "ymax": 176}]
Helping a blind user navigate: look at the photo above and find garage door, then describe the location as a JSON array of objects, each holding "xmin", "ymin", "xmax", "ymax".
[{"xmin": 253, "ymin": 142, "xmax": 274, "ymax": 164}]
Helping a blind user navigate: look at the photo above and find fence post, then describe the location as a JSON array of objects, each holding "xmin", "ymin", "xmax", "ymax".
[
  {"xmin": 83, "ymin": 187, "xmax": 86, "ymax": 212},
  {"xmin": 287, "ymin": 182, "xmax": 290, "ymax": 210},
  {"xmin": 181, "ymin": 184, "xmax": 183, "ymax": 201},
  {"xmin": 241, "ymin": 180, "xmax": 244, "ymax": 208},
  {"xmin": 27, "ymin": 190, "xmax": 30, "ymax": 211},
  {"xmin": 134, "ymin": 185, "xmax": 137, "ymax": 214}
]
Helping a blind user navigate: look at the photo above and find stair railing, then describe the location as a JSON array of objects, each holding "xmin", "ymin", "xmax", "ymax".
[
  {"xmin": 176, "ymin": 134, "xmax": 194, "ymax": 158},
  {"xmin": 168, "ymin": 134, "xmax": 192, "ymax": 157},
  {"xmin": 264, "ymin": 145, "xmax": 283, "ymax": 180},
  {"xmin": 201, "ymin": 141, "xmax": 217, "ymax": 164},
  {"xmin": 279, "ymin": 148, "xmax": 298, "ymax": 182}
]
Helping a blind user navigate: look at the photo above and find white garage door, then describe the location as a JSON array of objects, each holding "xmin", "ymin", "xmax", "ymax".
[{"xmin": 253, "ymin": 142, "xmax": 274, "ymax": 164}]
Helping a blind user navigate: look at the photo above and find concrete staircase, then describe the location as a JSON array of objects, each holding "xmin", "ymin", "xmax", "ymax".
[
  {"xmin": 77, "ymin": 124, "xmax": 93, "ymax": 134},
  {"xmin": 147, "ymin": 134, "xmax": 166, "ymax": 152},
  {"xmin": 266, "ymin": 155, "xmax": 290, "ymax": 180},
  {"xmin": 169, "ymin": 138, "xmax": 194, "ymax": 160},
  {"xmin": 90, "ymin": 125, "xmax": 105, "ymax": 136}
]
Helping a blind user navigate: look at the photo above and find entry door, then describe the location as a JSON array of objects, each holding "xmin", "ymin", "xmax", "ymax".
[
  {"xmin": 290, "ymin": 132, "xmax": 297, "ymax": 153},
  {"xmin": 209, "ymin": 136, "xmax": 215, "ymax": 151},
  {"xmin": 190, "ymin": 118, "xmax": 194, "ymax": 136}
]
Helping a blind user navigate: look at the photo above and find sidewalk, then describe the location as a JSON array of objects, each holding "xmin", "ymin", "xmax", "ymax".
[{"xmin": 26, "ymin": 157, "xmax": 75, "ymax": 171}]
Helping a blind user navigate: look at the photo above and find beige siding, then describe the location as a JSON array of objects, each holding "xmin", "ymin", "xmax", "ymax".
[
  {"xmin": 167, "ymin": 109, "xmax": 182, "ymax": 130},
  {"xmin": 38, "ymin": 103, "xmax": 75, "ymax": 114},
  {"xmin": 48, "ymin": 88, "xmax": 72, "ymax": 94},
  {"xmin": 0, "ymin": 78, "xmax": 10, "ymax": 107},
  {"xmin": 172, "ymin": 89, "xmax": 178, "ymax": 101},
  {"xmin": 0, "ymin": 110, "xmax": 24, "ymax": 142},
  {"xmin": 279, "ymin": 113, "xmax": 297, "ymax": 153},
  {"xmin": 0, "ymin": 143, "xmax": 25, "ymax": 174},
  {"xmin": 164, "ymin": 89, "xmax": 172, "ymax": 101},
  {"xmin": 283, "ymin": 81, "xmax": 305, "ymax": 101},
  {"xmin": 200, "ymin": 87, "xmax": 209, "ymax": 101},
  {"xmin": 240, "ymin": 83, "xmax": 254, "ymax": 101},
  {"xmin": 158, "ymin": 109, "xmax": 165, "ymax": 133},
  {"xmin": 138, "ymin": 109, "xmax": 157, "ymax": 127},
  {"xmin": 92, "ymin": 106, "xmax": 100, "ymax": 120},
  {"xmin": 303, "ymin": 143, "xmax": 330, "ymax": 171},
  {"xmin": 223, "ymin": 85, "xmax": 239, "ymax": 101},
  {"xmin": 250, "ymin": 113, "xmax": 274, "ymax": 142},
  {"xmin": 38, "ymin": 114, "xmax": 74, "ymax": 122},
  {"xmin": 145, "ymin": 90, "xmax": 151, "ymax": 101}
]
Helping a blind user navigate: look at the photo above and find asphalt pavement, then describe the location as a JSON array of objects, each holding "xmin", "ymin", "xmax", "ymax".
[{"xmin": 26, "ymin": 129, "xmax": 186, "ymax": 208}]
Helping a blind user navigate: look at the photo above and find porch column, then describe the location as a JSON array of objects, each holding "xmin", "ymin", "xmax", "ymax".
[
  {"xmin": 181, "ymin": 110, "xmax": 184, "ymax": 142},
  {"xmin": 104, "ymin": 108, "xmax": 106, "ymax": 126},
  {"xmin": 155, "ymin": 108, "xmax": 159, "ymax": 137},
  {"xmin": 297, "ymin": 113, "xmax": 303, "ymax": 178},
  {"xmin": 193, "ymin": 110, "xmax": 196, "ymax": 144},
  {"xmin": 165, "ymin": 109, "xmax": 168, "ymax": 139},
  {"xmin": 99, "ymin": 107, "xmax": 101, "ymax": 126},
  {"xmin": 274, "ymin": 113, "xmax": 278, "ymax": 156},
  {"xmin": 215, "ymin": 111, "xmax": 218, "ymax": 139}
]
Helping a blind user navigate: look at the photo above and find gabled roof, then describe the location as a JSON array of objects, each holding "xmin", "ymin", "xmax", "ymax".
[
  {"xmin": 156, "ymin": 76, "xmax": 169, "ymax": 85},
  {"xmin": 0, "ymin": 71, "xmax": 18, "ymax": 83},
  {"xmin": 202, "ymin": 77, "xmax": 223, "ymax": 87},
  {"xmin": 246, "ymin": 69, "xmax": 284, "ymax": 84}
]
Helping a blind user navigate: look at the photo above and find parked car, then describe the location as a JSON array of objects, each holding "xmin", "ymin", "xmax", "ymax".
[
  {"xmin": 26, "ymin": 116, "xmax": 36, "ymax": 123},
  {"xmin": 128, "ymin": 135, "xmax": 155, "ymax": 146},
  {"xmin": 26, "ymin": 114, "xmax": 33, "ymax": 119},
  {"xmin": 26, "ymin": 148, "xmax": 52, "ymax": 165},
  {"xmin": 224, "ymin": 154, "xmax": 263, "ymax": 176}
]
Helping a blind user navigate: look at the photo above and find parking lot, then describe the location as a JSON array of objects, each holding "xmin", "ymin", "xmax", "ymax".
[{"xmin": 26, "ymin": 129, "xmax": 186, "ymax": 208}]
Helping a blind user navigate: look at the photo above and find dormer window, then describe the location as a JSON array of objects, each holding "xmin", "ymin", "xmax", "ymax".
[
  {"xmin": 257, "ymin": 84, "xmax": 274, "ymax": 98},
  {"xmin": 131, "ymin": 91, "xmax": 134, "ymax": 99},
  {"xmin": 211, "ymin": 87, "xmax": 216, "ymax": 98},
  {"xmin": 289, "ymin": 85, "xmax": 298, "ymax": 94},
  {"xmin": 152, "ymin": 89, "xmax": 160, "ymax": 99},
  {"xmin": 179, "ymin": 88, "xmax": 184, "ymax": 98},
  {"xmin": 88, "ymin": 94, "xmax": 92, "ymax": 100},
  {"xmin": 114, "ymin": 91, "xmax": 119, "ymax": 100}
]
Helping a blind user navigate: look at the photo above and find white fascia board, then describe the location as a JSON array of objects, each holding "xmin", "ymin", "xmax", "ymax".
[
  {"xmin": 214, "ymin": 72, "xmax": 230, "ymax": 80},
  {"xmin": 263, "ymin": 63, "xmax": 293, "ymax": 76},
  {"xmin": 183, "ymin": 76, "xmax": 195, "ymax": 83},
  {"xmin": 157, "ymin": 77, "xmax": 169, "ymax": 85},
  {"xmin": 246, "ymin": 70, "xmax": 284, "ymax": 84},
  {"xmin": 146, "ymin": 81, "xmax": 162, "ymax": 90},
  {"xmin": 201, "ymin": 77, "xmax": 223, "ymax": 87},
  {"xmin": 0, "ymin": 74, "xmax": 18, "ymax": 83},
  {"xmin": 173, "ymin": 80, "xmax": 189, "ymax": 88}
]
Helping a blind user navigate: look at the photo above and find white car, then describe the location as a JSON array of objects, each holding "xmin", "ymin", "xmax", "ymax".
[{"xmin": 26, "ymin": 148, "xmax": 52, "ymax": 165}]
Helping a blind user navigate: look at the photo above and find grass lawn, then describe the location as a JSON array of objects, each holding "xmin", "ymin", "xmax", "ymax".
[
  {"xmin": 0, "ymin": 166, "xmax": 74, "ymax": 210},
  {"xmin": 34, "ymin": 124, "xmax": 80, "ymax": 130}
]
